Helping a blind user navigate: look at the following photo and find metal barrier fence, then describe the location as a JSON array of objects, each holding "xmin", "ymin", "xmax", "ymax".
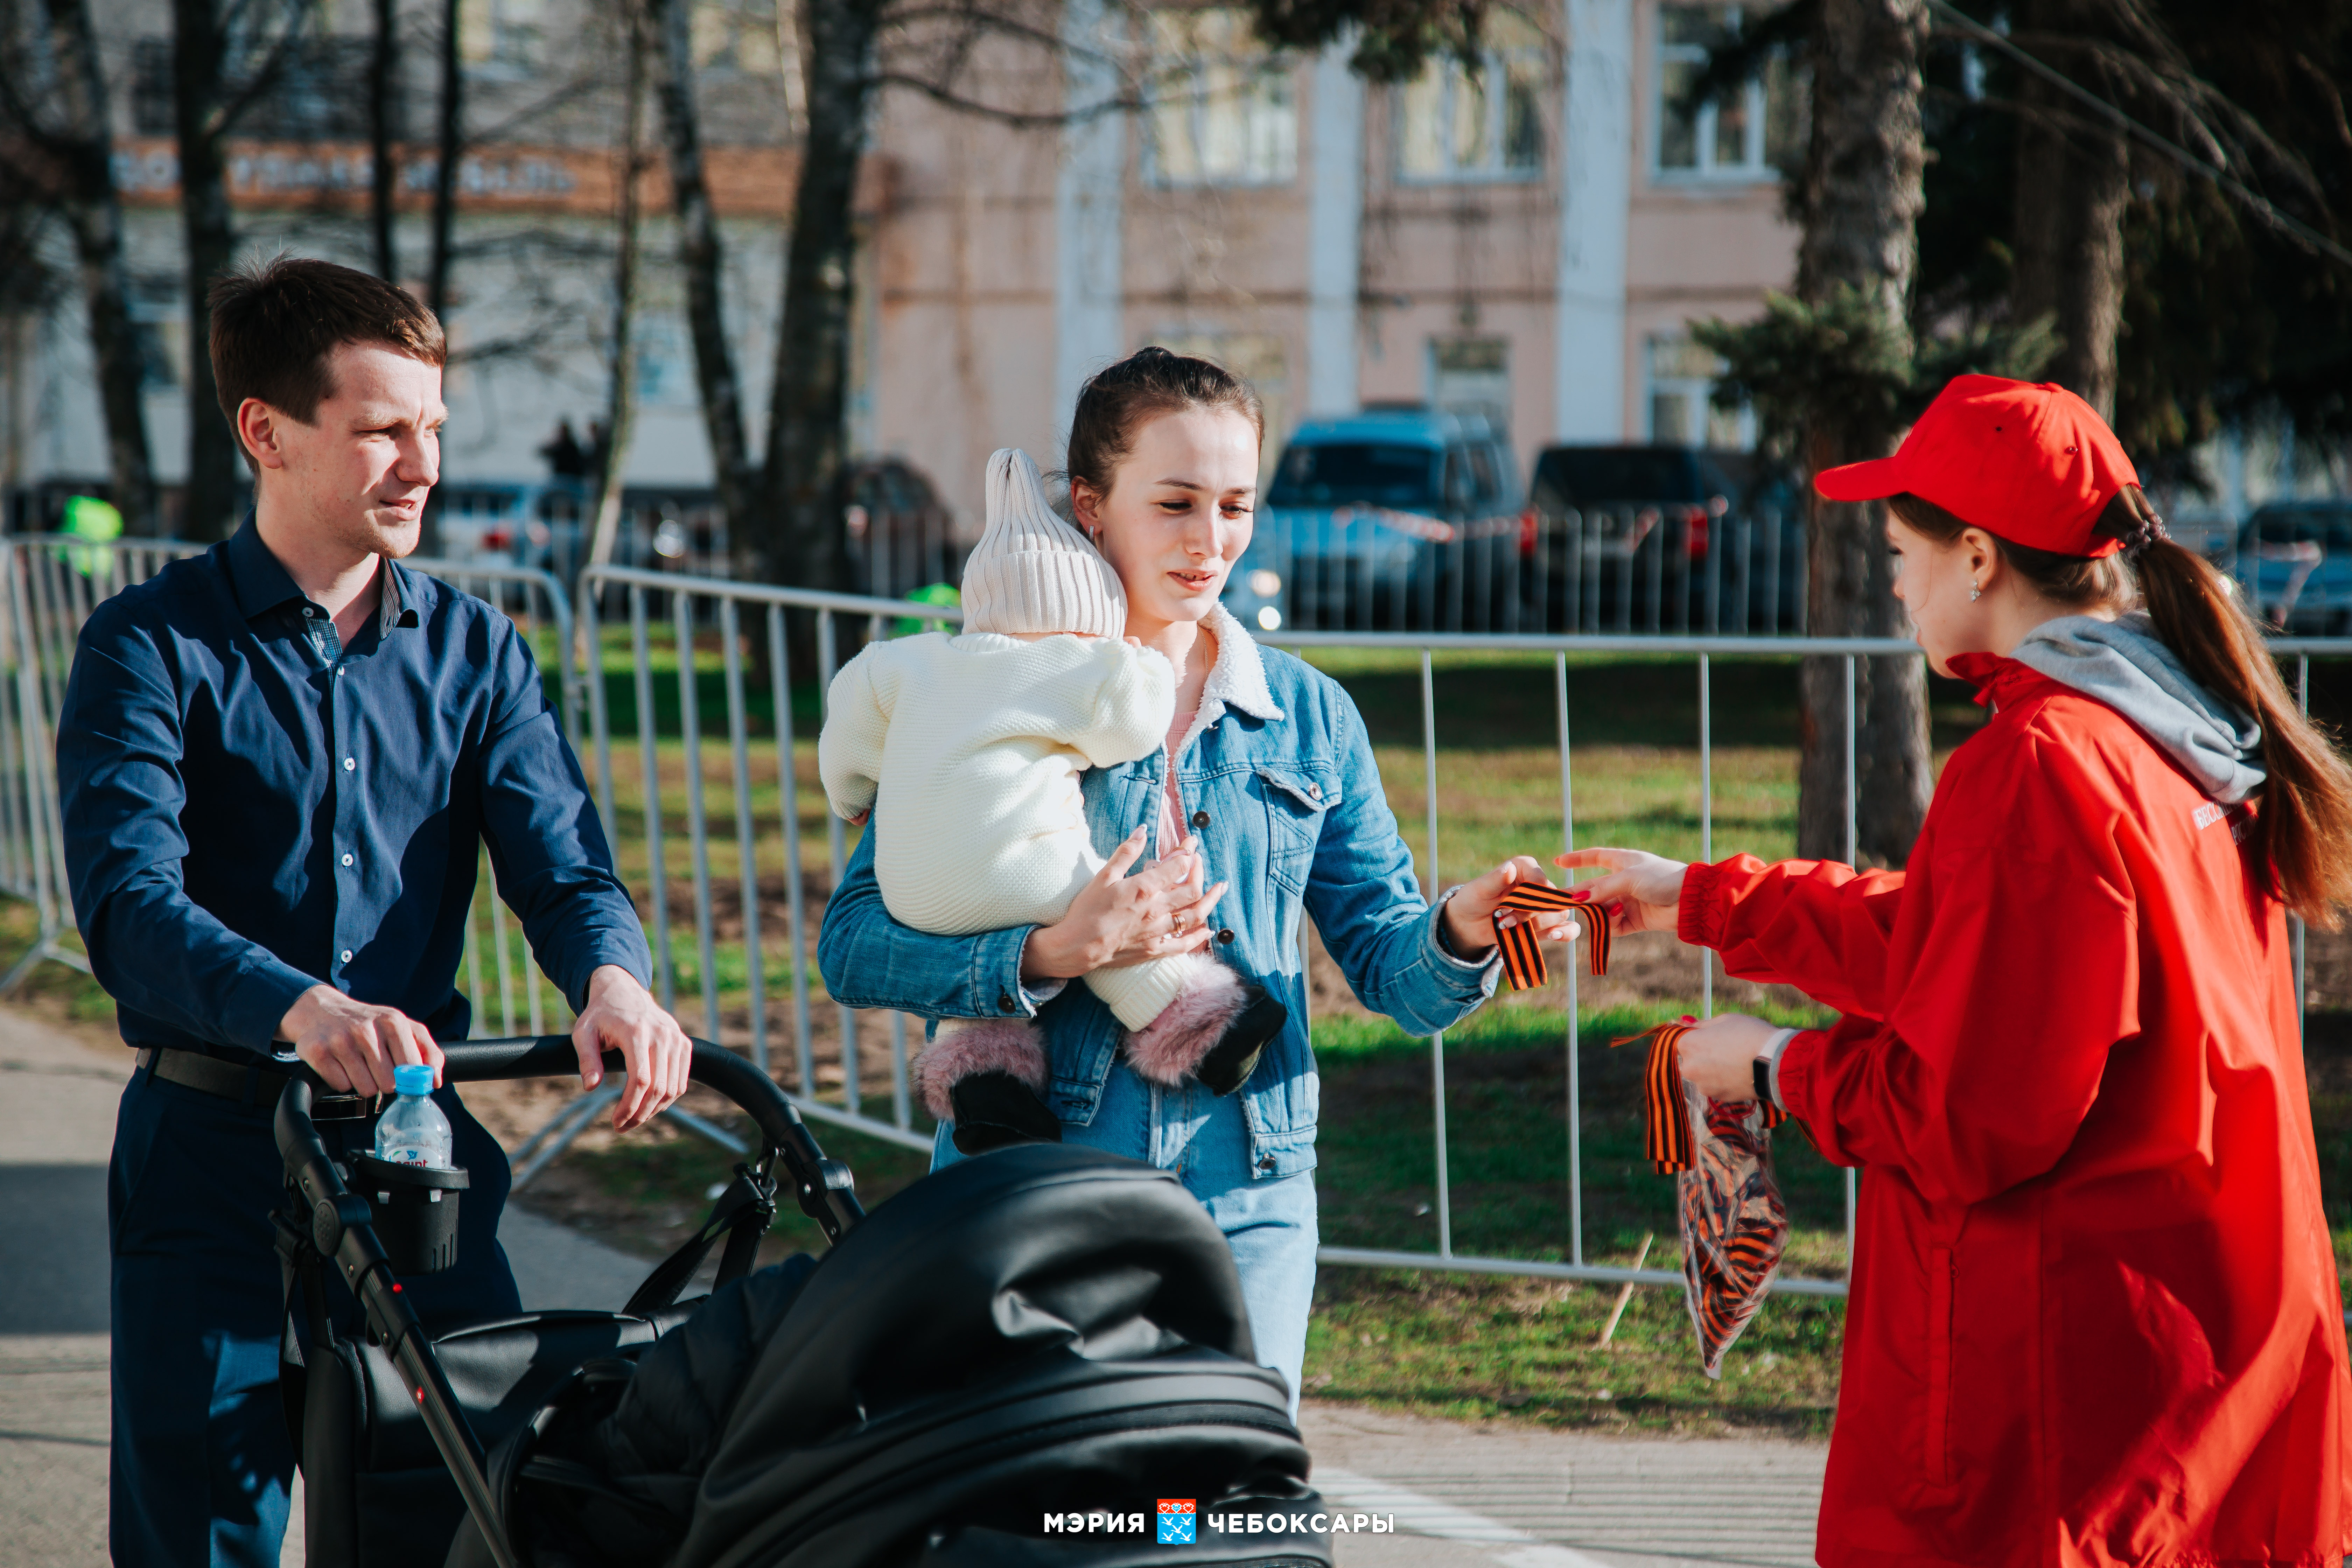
[
  {"xmin": 559, "ymin": 564, "xmax": 1928, "ymax": 1295},
  {"xmin": 0, "ymin": 537, "xmax": 584, "ymax": 1048},
  {"xmin": 8, "ymin": 538, "xmax": 2347, "ymax": 1306},
  {"xmin": 1240, "ymin": 505, "xmax": 1807, "ymax": 637}
]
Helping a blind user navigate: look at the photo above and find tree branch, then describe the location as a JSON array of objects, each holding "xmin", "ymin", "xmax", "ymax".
[{"xmin": 868, "ymin": 69, "xmax": 1141, "ymax": 126}]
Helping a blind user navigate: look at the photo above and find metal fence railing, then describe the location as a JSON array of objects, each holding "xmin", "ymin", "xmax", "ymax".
[{"xmin": 8, "ymin": 537, "xmax": 2347, "ymax": 1307}]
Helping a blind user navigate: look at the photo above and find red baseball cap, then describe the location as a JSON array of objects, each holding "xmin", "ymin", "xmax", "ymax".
[{"xmin": 1814, "ymin": 375, "xmax": 2140, "ymax": 558}]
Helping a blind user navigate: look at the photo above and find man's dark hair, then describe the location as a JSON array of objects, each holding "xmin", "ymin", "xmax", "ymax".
[{"xmin": 208, "ymin": 255, "xmax": 446, "ymax": 434}]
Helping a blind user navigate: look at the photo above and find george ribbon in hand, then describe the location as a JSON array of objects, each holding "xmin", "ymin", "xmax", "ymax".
[{"xmin": 1491, "ymin": 880, "xmax": 1612, "ymax": 990}]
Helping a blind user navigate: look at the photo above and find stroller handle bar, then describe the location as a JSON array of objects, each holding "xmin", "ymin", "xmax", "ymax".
[
  {"xmin": 276, "ymin": 1035, "xmax": 864, "ymax": 1246},
  {"xmin": 272, "ymin": 1036, "xmax": 860, "ymax": 1568}
]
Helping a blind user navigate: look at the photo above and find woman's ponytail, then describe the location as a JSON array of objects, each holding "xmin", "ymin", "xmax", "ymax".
[
  {"xmin": 2117, "ymin": 492, "xmax": 2352, "ymax": 926},
  {"xmin": 1892, "ymin": 483, "xmax": 2352, "ymax": 925}
]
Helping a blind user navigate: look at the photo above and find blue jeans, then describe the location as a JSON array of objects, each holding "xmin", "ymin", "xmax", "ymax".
[
  {"xmin": 933, "ymin": 1057, "xmax": 1317, "ymax": 1415},
  {"xmin": 108, "ymin": 1065, "xmax": 519, "ymax": 1567}
]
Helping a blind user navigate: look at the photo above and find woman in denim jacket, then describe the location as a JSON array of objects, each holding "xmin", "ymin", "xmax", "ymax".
[{"xmin": 818, "ymin": 348, "xmax": 1576, "ymax": 1409}]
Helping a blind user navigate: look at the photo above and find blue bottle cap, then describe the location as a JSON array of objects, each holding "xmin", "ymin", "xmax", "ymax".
[{"xmin": 394, "ymin": 1063, "xmax": 436, "ymax": 1097}]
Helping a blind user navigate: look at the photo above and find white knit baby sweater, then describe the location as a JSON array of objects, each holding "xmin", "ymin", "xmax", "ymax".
[{"xmin": 818, "ymin": 631, "xmax": 1174, "ymax": 937}]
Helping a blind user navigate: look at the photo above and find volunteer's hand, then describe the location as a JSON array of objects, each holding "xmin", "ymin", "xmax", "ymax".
[
  {"xmin": 280, "ymin": 985, "xmax": 443, "ymax": 1096},
  {"xmin": 1552, "ymin": 847, "xmax": 1690, "ymax": 934},
  {"xmin": 572, "ymin": 965, "xmax": 694, "ymax": 1133},
  {"xmin": 1440, "ymin": 856, "xmax": 1582, "ymax": 958},
  {"xmin": 1676, "ymin": 1012, "xmax": 1777, "ymax": 1102},
  {"xmin": 1022, "ymin": 828, "xmax": 1225, "ymax": 980}
]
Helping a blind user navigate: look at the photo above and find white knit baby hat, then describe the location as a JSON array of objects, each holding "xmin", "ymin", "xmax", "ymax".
[{"xmin": 961, "ymin": 447, "xmax": 1126, "ymax": 638}]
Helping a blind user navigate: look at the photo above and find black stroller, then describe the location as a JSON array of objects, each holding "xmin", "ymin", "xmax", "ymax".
[{"xmin": 272, "ymin": 1036, "xmax": 1335, "ymax": 1568}]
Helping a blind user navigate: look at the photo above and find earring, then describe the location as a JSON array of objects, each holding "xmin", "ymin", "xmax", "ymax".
[{"xmin": 1969, "ymin": 582, "xmax": 1981, "ymax": 602}]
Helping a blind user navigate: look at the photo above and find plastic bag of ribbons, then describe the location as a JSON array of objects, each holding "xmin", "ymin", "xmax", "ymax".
[
  {"xmin": 1637, "ymin": 1026, "xmax": 1790, "ymax": 1380},
  {"xmin": 1486, "ymin": 881, "xmax": 1788, "ymax": 1378}
]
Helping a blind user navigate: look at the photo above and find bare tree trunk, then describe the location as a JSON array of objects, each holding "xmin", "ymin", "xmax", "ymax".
[
  {"xmin": 587, "ymin": 0, "xmax": 650, "ymax": 569},
  {"xmin": 760, "ymin": 0, "xmax": 878, "ymax": 589},
  {"xmin": 2009, "ymin": 0, "xmax": 2129, "ymax": 420},
  {"xmin": 648, "ymin": 0, "xmax": 754, "ymax": 530},
  {"xmin": 370, "ymin": 0, "xmax": 398, "ymax": 281},
  {"xmin": 39, "ymin": 0, "xmax": 155, "ymax": 531},
  {"xmin": 173, "ymin": 0, "xmax": 243, "ymax": 539},
  {"xmin": 422, "ymin": 0, "xmax": 461, "ymax": 555},
  {"xmin": 1793, "ymin": 0, "xmax": 1933, "ymax": 865},
  {"xmin": 428, "ymin": 0, "xmax": 461, "ymax": 315}
]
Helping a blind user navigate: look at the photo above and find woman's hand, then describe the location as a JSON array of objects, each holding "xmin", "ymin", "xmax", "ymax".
[
  {"xmin": 1021, "ymin": 828, "xmax": 1228, "ymax": 981},
  {"xmin": 1675, "ymin": 1011, "xmax": 1779, "ymax": 1102},
  {"xmin": 1441, "ymin": 856, "xmax": 1583, "ymax": 958},
  {"xmin": 1552, "ymin": 847, "xmax": 1690, "ymax": 934}
]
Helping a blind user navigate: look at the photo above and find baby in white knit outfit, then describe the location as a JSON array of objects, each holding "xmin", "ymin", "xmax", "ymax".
[{"xmin": 819, "ymin": 447, "xmax": 1285, "ymax": 1152}]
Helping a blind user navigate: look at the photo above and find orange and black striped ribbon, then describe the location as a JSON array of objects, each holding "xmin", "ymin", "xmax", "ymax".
[
  {"xmin": 1491, "ymin": 882, "xmax": 1610, "ymax": 991},
  {"xmin": 1611, "ymin": 1022, "xmax": 1787, "ymax": 1175}
]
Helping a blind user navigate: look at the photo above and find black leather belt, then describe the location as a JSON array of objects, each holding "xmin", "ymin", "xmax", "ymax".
[{"xmin": 138, "ymin": 1046, "xmax": 383, "ymax": 1119}]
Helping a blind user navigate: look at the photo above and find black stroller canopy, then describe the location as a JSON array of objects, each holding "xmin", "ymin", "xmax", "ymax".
[{"xmin": 482, "ymin": 1143, "xmax": 1324, "ymax": 1568}]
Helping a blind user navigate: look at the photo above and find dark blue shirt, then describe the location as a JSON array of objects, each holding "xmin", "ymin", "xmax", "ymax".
[{"xmin": 55, "ymin": 519, "xmax": 651, "ymax": 1061}]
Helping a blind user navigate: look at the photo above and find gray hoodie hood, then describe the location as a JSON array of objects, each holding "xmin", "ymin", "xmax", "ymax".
[{"xmin": 2008, "ymin": 612, "xmax": 2265, "ymax": 804}]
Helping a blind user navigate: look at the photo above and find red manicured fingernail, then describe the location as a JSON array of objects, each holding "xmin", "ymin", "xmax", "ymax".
[{"xmin": 1680, "ymin": 1014, "xmax": 1696, "ymax": 1024}]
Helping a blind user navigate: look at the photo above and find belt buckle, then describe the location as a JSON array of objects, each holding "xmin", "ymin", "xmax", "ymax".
[{"xmin": 311, "ymin": 1091, "xmax": 380, "ymax": 1122}]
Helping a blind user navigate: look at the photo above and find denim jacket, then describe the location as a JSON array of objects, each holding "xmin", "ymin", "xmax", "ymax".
[{"xmin": 817, "ymin": 605, "xmax": 1500, "ymax": 1178}]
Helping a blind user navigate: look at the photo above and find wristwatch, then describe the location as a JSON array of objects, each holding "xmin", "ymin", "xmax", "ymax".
[{"xmin": 1753, "ymin": 1027, "xmax": 1799, "ymax": 1109}]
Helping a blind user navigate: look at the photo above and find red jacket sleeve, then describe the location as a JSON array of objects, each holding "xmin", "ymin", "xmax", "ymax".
[
  {"xmin": 1678, "ymin": 854, "xmax": 1909, "ymax": 1018},
  {"xmin": 1773, "ymin": 755, "xmax": 2141, "ymax": 1207}
]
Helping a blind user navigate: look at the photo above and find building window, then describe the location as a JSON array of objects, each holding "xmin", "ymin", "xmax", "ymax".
[
  {"xmin": 462, "ymin": 0, "xmax": 547, "ymax": 74},
  {"xmin": 693, "ymin": 0, "xmax": 787, "ymax": 75},
  {"xmin": 1655, "ymin": 4, "xmax": 1804, "ymax": 181},
  {"xmin": 1647, "ymin": 336, "xmax": 1752, "ymax": 448},
  {"xmin": 1147, "ymin": 9, "xmax": 1297, "ymax": 188},
  {"xmin": 1396, "ymin": 11, "xmax": 1547, "ymax": 182},
  {"xmin": 1429, "ymin": 337, "xmax": 1512, "ymax": 439},
  {"xmin": 133, "ymin": 34, "xmax": 377, "ymax": 137}
]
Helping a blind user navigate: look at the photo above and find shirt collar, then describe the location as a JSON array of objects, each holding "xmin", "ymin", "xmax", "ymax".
[
  {"xmin": 223, "ymin": 513, "xmax": 304, "ymax": 621},
  {"xmin": 224, "ymin": 512, "xmax": 421, "ymax": 636}
]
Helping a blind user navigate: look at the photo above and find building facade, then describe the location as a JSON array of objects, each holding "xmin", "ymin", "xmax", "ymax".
[{"xmin": 2, "ymin": 0, "xmax": 1805, "ymax": 531}]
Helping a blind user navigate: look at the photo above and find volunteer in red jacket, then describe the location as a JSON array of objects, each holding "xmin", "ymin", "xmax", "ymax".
[{"xmin": 1565, "ymin": 375, "xmax": 2352, "ymax": 1566}]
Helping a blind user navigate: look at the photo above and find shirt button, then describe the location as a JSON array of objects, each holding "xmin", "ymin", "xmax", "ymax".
[
  {"xmin": 1217, "ymin": 928, "xmax": 1234, "ymax": 944},
  {"xmin": 1308, "ymin": 783, "xmax": 1322, "ymax": 799},
  {"xmin": 997, "ymin": 993, "xmax": 1016, "ymax": 1013},
  {"xmin": 341, "ymin": 853, "xmax": 354, "ymax": 867},
  {"xmin": 339, "ymin": 949, "xmax": 354, "ymax": 963},
  {"xmin": 343, "ymin": 757, "xmax": 356, "ymax": 771},
  {"xmin": 1191, "ymin": 810, "xmax": 1210, "ymax": 828}
]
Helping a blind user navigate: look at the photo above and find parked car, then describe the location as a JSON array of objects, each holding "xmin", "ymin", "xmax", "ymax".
[
  {"xmin": 842, "ymin": 455, "xmax": 966, "ymax": 602},
  {"xmin": 2239, "ymin": 499, "xmax": 2352, "ymax": 633},
  {"xmin": 1526, "ymin": 444, "xmax": 1805, "ymax": 634},
  {"xmin": 1225, "ymin": 406, "xmax": 1523, "ymax": 632}
]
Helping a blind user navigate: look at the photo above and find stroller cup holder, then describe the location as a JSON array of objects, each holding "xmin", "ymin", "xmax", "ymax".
[{"xmin": 346, "ymin": 1152, "xmax": 469, "ymax": 1274}]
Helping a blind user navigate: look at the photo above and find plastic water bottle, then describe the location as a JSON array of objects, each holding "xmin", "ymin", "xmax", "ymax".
[{"xmin": 374, "ymin": 1063, "xmax": 453, "ymax": 1168}]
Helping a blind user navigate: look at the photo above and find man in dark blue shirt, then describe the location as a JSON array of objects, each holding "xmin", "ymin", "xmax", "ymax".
[{"xmin": 55, "ymin": 256, "xmax": 690, "ymax": 1566}]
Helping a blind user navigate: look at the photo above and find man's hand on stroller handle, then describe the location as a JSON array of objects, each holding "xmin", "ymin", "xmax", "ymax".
[
  {"xmin": 572, "ymin": 965, "xmax": 694, "ymax": 1133},
  {"xmin": 281, "ymin": 987, "xmax": 445, "ymax": 1096},
  {"xmin": 1021, "ymin": 828, "xmax": 1226, "ymax": 981},
  {"xmin": 1553, "ymin": 848, "xmax": 1689, "ymax": 934}
]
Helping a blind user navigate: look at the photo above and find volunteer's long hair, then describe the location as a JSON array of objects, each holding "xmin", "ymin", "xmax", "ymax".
[{"xmin": 1891, "ymin": 488, "xmax": 2352, "ymax": 927}]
